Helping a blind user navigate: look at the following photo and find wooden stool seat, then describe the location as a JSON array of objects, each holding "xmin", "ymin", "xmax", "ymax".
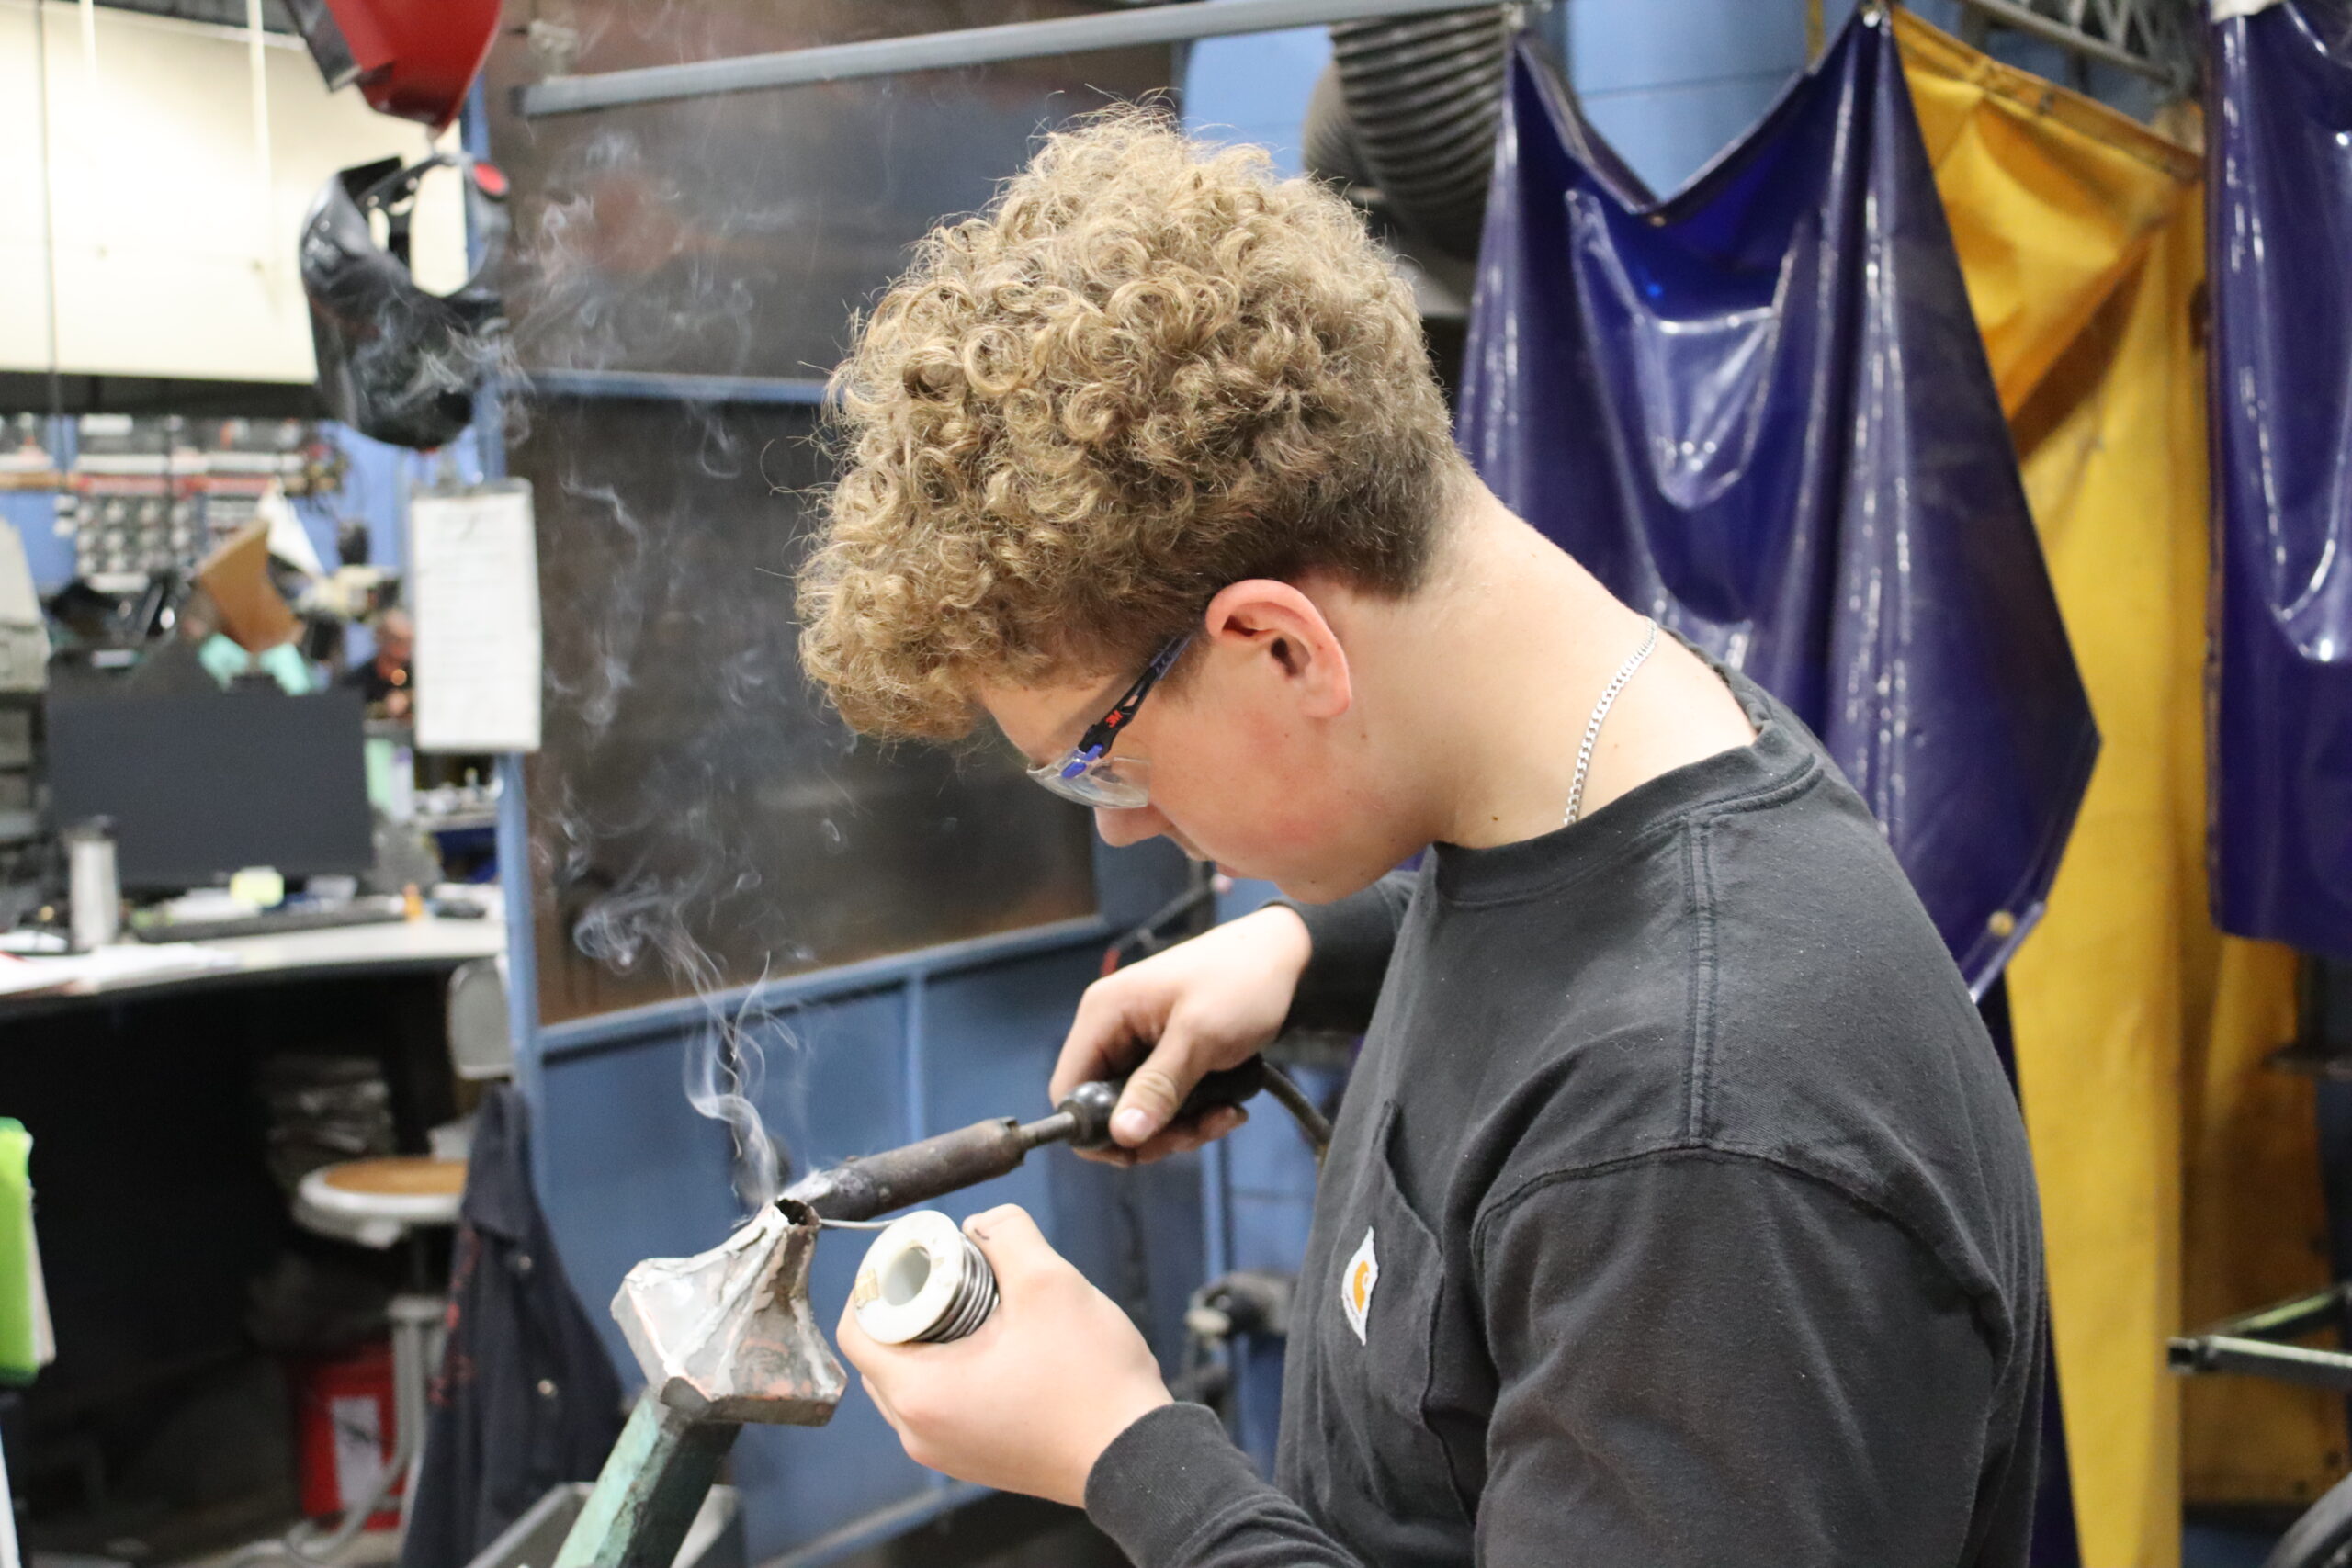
[
  {"xmin": 318, "ymin": 1156, "xmax": 468, "ymax": 1199},
  {"xmin": 296, "ymin": 1156, "xmax": 468, "ymax": 1249}
]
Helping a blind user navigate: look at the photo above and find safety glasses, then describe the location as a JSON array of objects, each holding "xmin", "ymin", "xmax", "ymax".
[{"xmin": 1026, "ymin": 635, "xmax": 1193, "ymax": 808}]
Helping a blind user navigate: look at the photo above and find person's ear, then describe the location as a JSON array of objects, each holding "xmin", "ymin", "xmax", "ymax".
[{"xmin": 1201, "ymin": 580, "xmax": 1352, "ymax": 720}]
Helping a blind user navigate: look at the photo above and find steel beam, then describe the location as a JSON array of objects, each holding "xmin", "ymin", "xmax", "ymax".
[
  {"xmin": 2201, "ymin": 1282, "xmax": 2352, "ymax": 1344},
  {"xmin": 2168, "ymin": 1334, "xmax": 2352, "ymax": 1393},
  {"xmin": 1947, "ymin": 0, "xmax": 2179, "ymax": 83},
  {"xmin": 518, "ymin": 0, "xmax": 1510, "ymax": 118},
  {"xmin": 519, "ymin": 368, "xmax": 834, "ymax": 407}
]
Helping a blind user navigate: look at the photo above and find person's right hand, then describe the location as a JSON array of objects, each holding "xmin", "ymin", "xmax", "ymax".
[{"xmin": 1049, "ymin": 904, "xmax": 1314, "ymax": 1165}]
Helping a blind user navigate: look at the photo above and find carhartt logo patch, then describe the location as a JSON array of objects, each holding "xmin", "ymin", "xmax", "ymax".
[{"xmin": 1341, "ymin": 1227, "xmax": 1378, "ymax": 1344}]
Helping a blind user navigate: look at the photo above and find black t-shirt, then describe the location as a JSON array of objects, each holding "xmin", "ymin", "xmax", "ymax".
[{"xmin": 1085, "ymin": 663, "xmax": 2044, "ymax": 1568}]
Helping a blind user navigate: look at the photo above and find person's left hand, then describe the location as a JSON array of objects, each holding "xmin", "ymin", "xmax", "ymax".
[{"xmin": 836, "ymin": 1204, "xmax": 1172, "ymax": 1507}]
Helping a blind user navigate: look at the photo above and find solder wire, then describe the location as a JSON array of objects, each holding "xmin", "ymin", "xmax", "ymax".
[
  {"xmin": 912, "ymin": 1229, "xmax": 999, "ymax": 1343},
  {"xmin": 850, "ymin": 1213, "xmax": 1002, "ymax": 1344}
]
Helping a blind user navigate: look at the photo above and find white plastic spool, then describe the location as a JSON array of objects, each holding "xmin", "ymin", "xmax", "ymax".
[{"xmin": 850, "ymin": 1211, "xmax": 999, "ymax": 1345}]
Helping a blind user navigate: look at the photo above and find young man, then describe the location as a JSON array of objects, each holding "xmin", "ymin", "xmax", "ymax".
[{"xmin": 799, "ymin": 112, "xmax": 2043, "ymax": 1567}]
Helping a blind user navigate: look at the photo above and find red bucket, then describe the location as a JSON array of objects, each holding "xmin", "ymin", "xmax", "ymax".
[{"xmin": 291, "ymin": 1339, "xmax": 401, "ymax": 1529}]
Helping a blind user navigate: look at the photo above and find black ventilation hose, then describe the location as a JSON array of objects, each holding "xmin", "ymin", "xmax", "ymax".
[{"xmin": 1304, "ymin": 6, "xmax": 1512, "ymax": 263}]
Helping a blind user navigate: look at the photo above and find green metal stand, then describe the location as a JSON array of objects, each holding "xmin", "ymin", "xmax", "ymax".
[{"xmin": 553, "ymin": 1394, "xmax": 743, "ymax": 1568}]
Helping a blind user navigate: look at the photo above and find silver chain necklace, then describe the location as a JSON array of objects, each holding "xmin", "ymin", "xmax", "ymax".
[{"xmin": 1564, "ymin": 617, "xmax": 1659, "ymax": 827}]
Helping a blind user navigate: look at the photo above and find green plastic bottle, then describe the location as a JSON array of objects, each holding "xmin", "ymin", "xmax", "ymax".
[{"xmin": 0, "ymin": 1118, "xmax": 51, "ymax": 1384}]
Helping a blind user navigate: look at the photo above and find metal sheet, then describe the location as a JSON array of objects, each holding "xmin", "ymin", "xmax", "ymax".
[
  {"xmin": 510, "ymin": 396, "xmax": 1097, "ymax": 1024},
  {"xmin": 480, "ymin": 0, "xmax": 1173, "ymax": 384},
  {"xmin": 1458, "ymin": 16, "xmax": 2098, "ymax": 995},
  {"xmin": 479, "ymin": 0, "xmax": 1170, "ymax": 1021},
  {"xmin": 2208, "ymin": 0, "xmax": 2352, "ymax": 958}
]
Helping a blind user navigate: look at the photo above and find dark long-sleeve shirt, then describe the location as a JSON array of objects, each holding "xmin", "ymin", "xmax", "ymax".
[{"xmin": 1084, "ymin": 661, "xmax": 2043, "ymax": 1568}]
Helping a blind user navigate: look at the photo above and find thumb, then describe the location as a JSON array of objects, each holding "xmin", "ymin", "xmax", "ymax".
[
  {"xmin": 962, "ymin": 1204, "xmax": 1063, "ymax": 1291},
  {"xmin": 1109, "ymin": 1031, "xmax": 1203, "ymax": 1148}
]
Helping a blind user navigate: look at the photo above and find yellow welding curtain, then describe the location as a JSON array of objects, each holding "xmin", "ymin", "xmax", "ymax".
[{"xmin": 1898, "ymin": 13, "xmax": 2327, "ymax": 1566}]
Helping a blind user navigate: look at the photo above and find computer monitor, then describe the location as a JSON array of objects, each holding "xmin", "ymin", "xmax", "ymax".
[{"xmin": 45, "ymin": 685, "xmax": 375, "ymax": 891}]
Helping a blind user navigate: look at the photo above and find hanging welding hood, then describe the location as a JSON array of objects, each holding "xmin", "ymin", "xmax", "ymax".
[
  {"xmin": 286, "ymin": 0, "xmax": 498, "ymax": 132},
  {"xmin": 300, "ymin": 153, "xmax": 509, "ymax": 452}
]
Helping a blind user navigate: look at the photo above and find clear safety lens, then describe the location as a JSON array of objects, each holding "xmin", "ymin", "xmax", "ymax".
[{"xmin": 1028, "ymin": 751, "xmax": 1152, "ymax": 809}]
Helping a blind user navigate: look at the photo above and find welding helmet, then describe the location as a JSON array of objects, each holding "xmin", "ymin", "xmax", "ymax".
[
  {"xmin": 300, "ymin": 153, "xmax": 510, "ymax": 451},
  {"xmin": 286, "ymin": 0, "xmax": 500, "ymax": 132}
]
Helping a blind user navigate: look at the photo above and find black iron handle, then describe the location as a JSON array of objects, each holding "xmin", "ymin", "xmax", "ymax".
[{"xmin": 1055, "ymin": 1056, "xmax": 1269, "ymax": 1151}]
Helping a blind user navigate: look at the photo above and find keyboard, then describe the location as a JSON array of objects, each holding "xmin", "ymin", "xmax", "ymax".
[{"xmin": 132, "ymin": 901, "xmax": 408, "ymax": 944}]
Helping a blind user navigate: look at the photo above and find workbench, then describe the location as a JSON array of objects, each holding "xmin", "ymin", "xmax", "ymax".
[
  {"xmin": 0, "ymin": 913, "xmax": 505, "ymax": 1018},
  {"xmin": 0, "ymin": 913, "xmax": 503, "ymax": 1562}
]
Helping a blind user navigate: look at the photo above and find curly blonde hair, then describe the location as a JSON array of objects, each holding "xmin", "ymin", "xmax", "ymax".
[{"xmin": 797, "ymin": 107, "xmax": 1466, "ymax": 739}]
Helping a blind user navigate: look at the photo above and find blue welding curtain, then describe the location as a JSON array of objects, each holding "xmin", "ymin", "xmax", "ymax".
[
  {"xmin": 2209, "ymin": 0, "xmax": 2352, "ymax": 960},
  {"xmin": 1458, "ymin": 14, "xmax": 2097, "ymax": 995}
]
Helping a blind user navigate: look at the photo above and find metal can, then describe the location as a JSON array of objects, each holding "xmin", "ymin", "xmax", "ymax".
[{"xmin": 62, "ymin": 819, "xmax": 119, "ymax": 952}]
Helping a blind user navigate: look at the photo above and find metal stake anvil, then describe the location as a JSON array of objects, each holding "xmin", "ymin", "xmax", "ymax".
[
  {"xmin": 612, "ymin": 1198, "xmax": 845, "ymax": 1425},
  {"xmin": 552, "ymin": 1198, "xmax": 844, "ymax": 1568}
]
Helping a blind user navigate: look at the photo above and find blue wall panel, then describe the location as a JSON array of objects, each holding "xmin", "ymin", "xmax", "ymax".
[
  {"xmin": 920, "ymin": 953, "xmax": 1100, "ymax": 1211},
  {"xmin": 751, "ymin": 989, "xmax": 912, "ymax": 1184},
  {"xmin": 536, "ymin": 1036, "xmax": 747, "ymax": 1361}
]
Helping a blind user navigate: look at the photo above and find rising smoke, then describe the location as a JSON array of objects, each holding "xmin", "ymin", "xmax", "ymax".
[{"xmin": 511, "ymin": 99, "xmax": 824, "ymax": 1213}]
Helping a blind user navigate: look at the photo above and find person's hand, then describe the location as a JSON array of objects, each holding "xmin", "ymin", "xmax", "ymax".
[
  {"xmin": 1051, "ymin": 905, "xmax": 1312, "ymax": 1164},
  {"xmin": 837, "ymin": 1205, "xmax": 1170, "ymax": 1506}
]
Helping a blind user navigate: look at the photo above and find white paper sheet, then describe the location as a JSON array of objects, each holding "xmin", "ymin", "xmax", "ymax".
[
  {"xmin": 410, "ymin": 482, "xmax": 544, "ymax": 753},
  {"xmin": 259, "ymin": 481, "xmax": 324, "ymax": 578}
]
